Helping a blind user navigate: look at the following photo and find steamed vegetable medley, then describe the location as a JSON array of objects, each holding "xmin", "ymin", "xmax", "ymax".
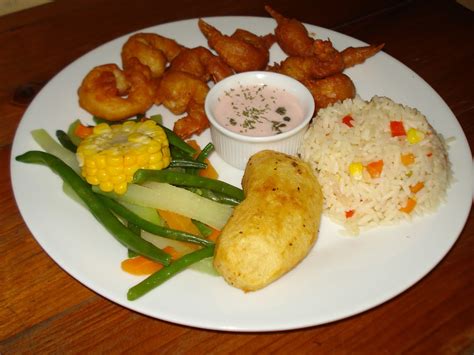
[{"xmin": 16, "ymin": 115, "xmax": 244, "ymax": 300}]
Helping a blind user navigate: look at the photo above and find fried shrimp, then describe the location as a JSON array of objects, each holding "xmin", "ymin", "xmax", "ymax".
[
  {"xmin": 269, "ymin": 54, "xmax": 344, "ymax": 81},
  {"xmin": 264, "ymin": 5, "xmax": 314, "ymax": 57},
  {"xmin": 198, "ymin": 19, "xmax": 275, "ymax": 72},
  {"xmin": 303, "ymin": 73, "xmax": 356, "ymax": 110},
  {"xmin": 155, "ymin": 71, "xmax": 210, "ymax": 138},
  {"xmin": 78, "ymin": 58, "xmax": 156, "ymax": 121},
  {"xmin": 169, "ymin": 46, "xmax": 233, "ymax": 83},
  {"xmin": 121, "ymin": 33, "xmax": 184, "ymax": 78},
  {"xmin": 341, "ymin": 43, "xmax": 385, "ymax": 68},
  {"xmin": 266, "ymin": 6, "xmax": 383, "ymax": 69}
]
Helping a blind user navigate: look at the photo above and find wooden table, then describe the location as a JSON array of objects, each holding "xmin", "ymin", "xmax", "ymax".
[{"xmin": 1, "ymin": 0, "xmax": 473, "ymax": 352}]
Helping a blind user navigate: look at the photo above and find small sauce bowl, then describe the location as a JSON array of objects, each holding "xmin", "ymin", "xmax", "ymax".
[{"xmin": 205, "ymin": 71, "xmax": 315, "ymax": 170}]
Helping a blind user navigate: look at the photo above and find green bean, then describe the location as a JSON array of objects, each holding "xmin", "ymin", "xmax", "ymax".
[
  {"xmin": 56, "ymin": 130, "xmax": 77, "ymax": 153},
  {"xmin": 170, "ymin": 146, "xmax": 192, "ymax": 160},
  {"xmin": 133, "ymin": 169, "xmax": 244, "ymax": 202},
  {"xmin": 127, "ymin": 245, "xmax": 215, "ymax": 300},
  {"xmin": 157, "ymin": 123, "xmax": 196, "ymax": 155},
  {"xmin": 93, "ymin": 116, "xmax": 108, "ymax": 125},
  {"xmin": 127, "ymin": 221, "xmax": 141, "ymax": 236},
  {"xmin": 128, "ymin": 249, "xmax": 139, "ymax": 258},
  {"xmin": 168, "ymin": 159, "xmax": 207, "ymax": 169},
  {"xmin": 189, "ymin": 142, "xmax": 214, "ymax": 175},
  {"xmin": 191, "ymin": 219, "xmax": 212, "ymax": 238},
  {"xmin": 66, "ymin": 119, "xmax": 83, "ymax": 146},
  {"xmin": 98, "ymin": 195, "xmax": 214, "ymax": 247},
  {"xmin": 15, "ymin": 151, "xmax": 171, "ymax": 265},
  {"xmin": 148, "ymin": 114, "xmax": 163, "ymax": 125},
  {"xmin": 186, "ymin": 187, "xmax": 241, "ymax": 206},
  {"xmin": 196, "ymin": 143, "xmax": 214, "ymax": 162},
  {"xmin": 127, "ymin": 220, "xmax": 141, "ymax": 259}
]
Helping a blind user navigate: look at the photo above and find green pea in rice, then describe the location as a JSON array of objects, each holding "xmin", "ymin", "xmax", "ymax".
[{"xmin": 299, "ymin": 96, "xmax": 452, "ymax": 235}]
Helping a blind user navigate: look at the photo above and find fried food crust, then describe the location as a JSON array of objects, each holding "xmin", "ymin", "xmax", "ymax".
[
  {"xmin": 78, "ymin": 58, "xmax": 156, "ymax": 121},
  {"xmin": 214, "ymin": 150, "xmax": 323, "ymax": 292}
]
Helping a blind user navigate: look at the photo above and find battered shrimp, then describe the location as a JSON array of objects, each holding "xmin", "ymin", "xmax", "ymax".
[
  {"xmin": 303, "ymin": 73, "xmax": 356, "ymax": 111},
  {"xmin": 269, "ymin": 54, "xmax": 344, "ymax": 81},
  {"xmin": 341, "ymin": 44, "xmax": 385, "ymax": 68},
  {"xmin": 121, "ymin": 33, "xmax": 184, "ymax": 78},
  {"xmin": 169, "ymin": 46, "xmax": 233, "ymax": 83},
  {"xmin": 264, "ymin": 5, "xmax": 314, "ymax": 57},
  {"xmin": 155, "ymin": 71, "xmax": 210, "ymax": 138},
  {"xmin": 198, "ymin": 19, "xmax": 275, "ymax": 72},
  {"xmin": 78, "ymin": 58, "xmax": 156, "ymax": 121},
  {"xmin": 266, "ymin": 6, "xmax": 383, "ymax": 70}
]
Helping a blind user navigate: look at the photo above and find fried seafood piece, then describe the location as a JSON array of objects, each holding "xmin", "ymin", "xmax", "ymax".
[
  {"xmin": 78, "ymin": 58, "xmax": 156, "ymax": 121},
  {"xmin": 266, "ymin": 5, "xmax": 342, "ymax": 60},
  {"xmin": 269, "ymin": 54, "xmax": 344, "ymax": 81},
  {"xmin": 155, "ymin": 71, "xmax": 210, "ymax": 138},
  {"xmin": 121, "ymin": 33, "xmax": 184, "ymax": 78},
  {"xmin": 214, "ymin": 150, "xmax": 323, "ymax": 292},
  {"xmin": 264, "ymin": 5, "xmax": 314, "ymax": 57},
  {"xmin": 169, "ymin": 46, "xmax": 233, "ymax": 83},
  {"xmin": 341, "ymin": 43, "xmax": 385, "ymax": 68},
  {"xmin": 303, "ymin": 73, "xmax": 356, "ymax": 111},
  {"xmin": 198, "ymin": 18, "xmax": 275, "ymax": 72},
  {"xmin": 266, "ymin": 6, "xmax": 384, "ymax": 68}
]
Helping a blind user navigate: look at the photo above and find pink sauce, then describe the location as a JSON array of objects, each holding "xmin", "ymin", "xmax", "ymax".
[{"xmin": 213, "ymin": 84, "xmax": 304, "ymax": 137}]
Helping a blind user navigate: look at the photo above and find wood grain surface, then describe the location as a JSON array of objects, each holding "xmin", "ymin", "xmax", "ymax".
[{"xmin": 1, "ymin": 0, "xmax": 473, "ymax": 353}]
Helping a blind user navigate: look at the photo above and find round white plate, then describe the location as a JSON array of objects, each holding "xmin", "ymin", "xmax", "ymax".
[{"xmin": 11, "ymin": 17, "xmax": 473, "ymax": 332}]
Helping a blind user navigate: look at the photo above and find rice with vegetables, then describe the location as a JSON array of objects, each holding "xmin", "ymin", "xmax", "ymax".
[{"xmin": 299, "ymin": 96, "xmax": 452, "ymax": 234}]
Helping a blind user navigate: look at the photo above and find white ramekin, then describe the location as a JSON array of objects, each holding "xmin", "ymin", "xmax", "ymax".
[{"xmin": 205, "ymin": 71, "xmax": 315, "ymax": 170}]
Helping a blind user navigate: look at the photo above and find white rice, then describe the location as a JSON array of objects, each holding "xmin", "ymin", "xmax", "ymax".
[{"xmin": 299, "ymin": 96, "xmax": 452, "ymax": 234}]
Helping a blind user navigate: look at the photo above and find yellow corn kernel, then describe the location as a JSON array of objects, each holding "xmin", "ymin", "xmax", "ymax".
[
  {"xmin": 123, "ymin": 154, "xmax": 136, "ymax": 166},
  {"xmin": 114, "ymin": 183, "xmax": 128, "ymax": 195},
  {"xmin": 86, "ymin": 176, "xmax": 100, "ymax": 185},
  {"xmin": 112, "ymin": 174, "xmax": 126, "ymax": 184},
  {"xmin": 107, "ymin": 155, "xmax": 123, "ymax": 167},
  {"xmin": 96, "ymin": 155, "xmax": 107, "ymax": 169},
  {"xmin": 349, "ymin": 162, "xmax": 364, "ymax": 180},
  {"xmin": 76, "ymin": 119, "xmax": 171, "ymax": 194},
  {"xmin": 407, "ymin": 128, "xmax": 425, "ymax": 144},
  {"xmin": 93, "ymin": 123, "xmax": 112, "ymax": 135},
  {"xmin": 100, "ymin": 181, "xmax": 114, "ymax": 192},
  {"xmin": 401, "ymin": 153, "xmax": 415, "ymax": 166}
]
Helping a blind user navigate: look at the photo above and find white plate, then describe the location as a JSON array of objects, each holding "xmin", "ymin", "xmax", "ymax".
[{"xmin": 11, "ymin": 17, "xmax": 473, "ymax": 332}]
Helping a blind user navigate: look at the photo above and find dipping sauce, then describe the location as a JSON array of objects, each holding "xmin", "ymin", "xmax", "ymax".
[{"xmin": 213, "ymin": 83, "xmax": 304, "ymax": 137}]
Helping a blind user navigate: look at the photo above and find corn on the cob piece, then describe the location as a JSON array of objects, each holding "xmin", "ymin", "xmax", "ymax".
[{"xmin": 76, "ymin": 120, "xmax": 170, "ymax": 194}]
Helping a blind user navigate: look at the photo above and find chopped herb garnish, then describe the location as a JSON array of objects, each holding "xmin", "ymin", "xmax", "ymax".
[
  {"xmin": 218, "ymin": 84, "xmax": 300, "ymax": 136},
  {"xmin": 276, "ymin": 106, "xmax": 287, "ymax": 115}
]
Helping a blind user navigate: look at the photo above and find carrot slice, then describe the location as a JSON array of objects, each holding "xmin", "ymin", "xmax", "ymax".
[
  {"xmin": 186, "ymin": 139, "xmax": 200, "ymax": 156},
  {"xmin": 206, "ymin": 227, "xmax": 221, "ymax": 242},
  {"xmin": 401, "ymin": 153, "xmax": 415, "ymax": 166},
  {"xmin": 342, "ymin": 115, "xmax": 354, "ymax": 128},
  {"xmin": 158, "ymin": 209, "xmax": 201, "ymax": 235},
  {"xmin": 399, "ymin": 197, "xmax": 417, "ymax": 213},
  {"xmin": 121, "ymin": 256, "xmax": 164, "ymax": 275},
  {"xmin": 390, "ymin": 121, "xmax": 406, "ymax": 137},
  {"xmin": 410, "ymin": 182, "xmax": 425, "ymax": 193},
  {"xmin": 74, "ymin": 123, "xmax": 93, "ymax": 139},
  {"xmin": 199, "ymin": 159, "xmax": 218, "ymax": 179},
  {"xmin": 345, "ymin": 209, "xmax": 355, "ymax": 218},
  {"xmin": 162, "ymin": 246, "xmax": 182, "ymax": 261},
  {"xmin": 366, "ymin": 160, "xmax": 384, "ymax": 179}
]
